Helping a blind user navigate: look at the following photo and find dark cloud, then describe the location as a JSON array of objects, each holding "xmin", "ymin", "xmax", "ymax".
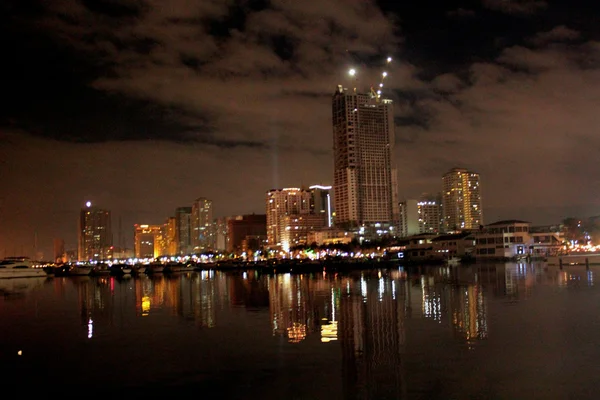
[
  {"xmin": 2, "ymin": 0, "xmax": 600, "ymax": 257},
  {"xmin": 482, "ymin": 0, "xmax": 548, "ymax": 15}
]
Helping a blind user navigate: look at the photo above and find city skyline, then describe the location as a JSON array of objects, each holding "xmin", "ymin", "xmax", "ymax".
[{"xmin": 2, "ymin": 0, "xmax": 600, "ymax": 257}]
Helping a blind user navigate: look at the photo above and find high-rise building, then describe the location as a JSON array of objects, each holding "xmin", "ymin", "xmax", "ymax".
[
  {"xmin": 399, "ymin": 199, "xmax": 419, "ymax": 237},
  {"xmin": 175, "ymin": 207, "xmax": 192, "ymax": 255},
  {"xmin": 266, "ymin": 188, "xmax": 311, "ymax": 248},
  {"xmin": 442, "ymin": 168, "xmax": 483, "ymax": 231},
  {"xmin": 227, "ymin": 214, "xmax": 267, "ymax": 253},
  {"xmin": 332, "ymin": 85, "xmax": 399, "ymax": 233},
  {"xmin": 78, "ymin": 202, "xmax": 112, "ymax": 261},
  {"xmin": 164, "ymin": 217, "xmax": 177, "ymax": 256},
  {"xmin": 134, "ymin": 224, "xmax": 163, "ymax": 259},
  {"xmin": 191, "ymin": 198, "xmax": 214, "ymax": 253},
  {"xmin": 309, "ymin": 185, "xmax": 333, "ymax": 228},
  {"xmin": 418, "ymin": 192, "xmax": 443, "ymax": 234}
]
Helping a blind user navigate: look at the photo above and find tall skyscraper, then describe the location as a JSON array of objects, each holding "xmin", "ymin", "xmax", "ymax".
[
  {"xmin": 266, "ymin": 188, "xmax": 311, "ymax": 248},
  {"xmin": 332, "ymin": 85, "xmax": 399, "ymax": 233},
  {"xmin": 191, "ymin": 198, "xmax": 214, "ymax": 253},
  {"xmin": 442, "ymin": 168, "xmax": 483, "ymax": 231},
  {"xmin": 175, "ymin": 207, "xmax": 192, "ymax": 255},
  {"xmin": 78, "ymin": 202, "xmax": 112, "ymax": 261},
  {"xmin": 227, "ymin": 214, "xmax": 267, "ymax": 253}
]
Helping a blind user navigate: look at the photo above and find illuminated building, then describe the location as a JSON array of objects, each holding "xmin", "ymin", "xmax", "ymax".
[
  {"xmin": 164, "ymin": 217, "xmax": 177, "ymax": 256},
  {"xmin": 475, "ymin": 220, "xmax": 532, "ymax": 259},
  {"xmin": 279, "ymin": 214, "xmax": 328, "ymax": 251},
  {"xmin": 192, "ymin": 198, "xmax": 214, "ymax": 253},
  {"xmin": 175, "ymin": 206, "xmax": 192, "ymax": 255},
  {"xmin": 332, "ymin": 85, "xmax": 399, "ymax": 233},
  {"xmin": 226, "ymin": 214, "xmax": 267, "ymax": 253},
  {"xmin": 78, "ymin": 202, "xmax": 112, "ymax": 261},
  {"xmin": 133, "ymin": 224, "xmax": 163, "ymax": 258},
  {"xmin": 309, "ymin": 185, "xmax": 333, "ymax": 228},
  {"xmin": 307, "ymin": 228, "xmax": 354, "ymax": 246},
  {"xmin": 442, "ymin": 168, "xmax": 482, "ymax": 231},
  {"xmin": 266, "ymin": 188, "xmax": 311, "ymax": 248}
]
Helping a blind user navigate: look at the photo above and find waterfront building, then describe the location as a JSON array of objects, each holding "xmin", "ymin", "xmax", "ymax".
[
  {"xmin": 227, "ymin": 214, "xmax": 267, "ymax": 254},
  {"xmin": 431, "ymin": 232, "xmax": 475, "ymax": 258},
  {"xmin": 78, "ymin": 202, "xmax": 112, "ymax": 261},
  {"xmin": 266, "ymin": 188, "xmax": 311, "ymax": 249},
  {"xmin": 474, "ymin": 220, "xmax": 532, "ymax": 260},
  {"xmin": 279, "ymin": 214, "xmax": 328, "ymax": 252},
  {"xmin": 332, "ymin": 85, "xmax": 399, "ymax": 234},
  {"xmin": 442, "ymin": 168, "xmax": 483, "ymax": 232},
  {"xmin": 307, "ymin": 228, "xmax": 354, "ymax": 246},
  {"xmin": 133, "ymin": 224, "xmax": 164, "ymax": 259},
  {"xmin": 175, "ymin": 207, "xmax": 192, "ymax": 255},
  {"xmin": 191, "ymin": 198, "xmax": 214, "ymax": 253}
]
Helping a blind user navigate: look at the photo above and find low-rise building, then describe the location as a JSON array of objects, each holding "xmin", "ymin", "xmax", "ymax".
[
  {"xmin": 475, "ymin": 220, "xmax": 532, "ymax": 260},
  {"xmin": 431, "ymin": 232, "xmax": 475, "ymax": 257}
]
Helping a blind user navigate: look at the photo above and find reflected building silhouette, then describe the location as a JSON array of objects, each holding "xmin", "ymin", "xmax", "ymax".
[
  {"xmin": 268, "ymin": 274, "xmax": 315, "ymax": 343},
  {"xmin": 339, "ymin": 274, "xmax": 405, "ymax": 399},
  {"xmin": 449, "ymin": 284, "xmax": 488, "ymax": 345}
]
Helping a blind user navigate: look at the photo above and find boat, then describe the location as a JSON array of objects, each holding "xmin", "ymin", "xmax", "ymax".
[
  {"xmin": 69, "ymin": 265, "xmax": 94, "ymax": 276},
  {"xmin": 131, "ymin": 264, "xmax": 146, "ymax": 275},
  {"xmin": 0, "ymin": 257, "xmax": 50, "ymax": 278}
]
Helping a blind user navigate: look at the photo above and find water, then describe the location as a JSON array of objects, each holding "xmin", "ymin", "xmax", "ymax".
[{"xmin": 2, "ymin": 263, "xmax": 600, "ymax": 398}]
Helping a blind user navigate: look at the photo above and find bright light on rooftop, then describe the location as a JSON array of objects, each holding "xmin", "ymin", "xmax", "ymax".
[{"xmin": 348, "ymin": 68, "xmax": 356, "ymax": 76}]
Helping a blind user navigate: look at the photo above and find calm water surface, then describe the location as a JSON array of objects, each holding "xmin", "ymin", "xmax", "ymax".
[{"xmin": 2, "ymin": 263, "xmax": 600, "ymax": 399}]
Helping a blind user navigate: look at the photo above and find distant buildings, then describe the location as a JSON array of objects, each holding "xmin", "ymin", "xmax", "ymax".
[
  {"xmin": 442, "ymin": 168, "xmax": 482, "ymax": 232},
  {"xmin": 192, "ymin": 197, "xmax": 214, "ymax": 253},
  {"xmin": 133, "ymin": 224, "xmax": 163, "ymax": 259},
  {"xmin": 332, "ymin": 85, "xmax": 399, "ymax": 234},
  {"xmin": 78, "ymin": 202, "xmax": 112, "ymax": 261},
  {"xmin": 175, "ymin": 207, "xmax": 192, "ymax": 255},
  {"xmin": 227, "ymin": 214, "xmax": 267, "ymax": 254},
  {"xmin": 399, "ymin": 194, "xmax": 443, "ymax": 237},
  {"xmin": 266, "ymin": 188, "xmax": 311, "ymax": 248}
]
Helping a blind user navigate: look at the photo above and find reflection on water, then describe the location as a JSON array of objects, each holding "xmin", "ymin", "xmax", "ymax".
[{"xmin": 3, "ymin": 263, "xmax": 600, "ymax": 398}]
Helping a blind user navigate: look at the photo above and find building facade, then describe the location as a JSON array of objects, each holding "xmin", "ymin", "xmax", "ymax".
[
  {"xmin": 78, "ymin": 202, "xmax": 112, "ymax": 261},
  {"xmin": 442, "ymin": 168, "xmax": 483, "ymax": 232},
  {"xmin": 475, "ymin": 220, "xmax": 531, "ymax": 260},
  {"xmin": 399, "ymin": 199, "xmax": 419, "ymax": 237},
  {"xmin": 191, "ymin": 198, "xmax": 214, "ymax": 253},
  {"xmin": 332, "ymin": 85, "xmax": 399, "ymax": 232},
  {"xmin": 266, "ymin": 188, "xmax": 312, "ymax": 248},
  {"xmin": 227, "ymin": 214, "xmax": 267, "ymax": 253},
  {"xmin": 175, "ymin": 206, "xmax": 192, "ymax": 255},
  {"xmin": 309, "ymin": 185, "xmax": 333, "ymax": 228},
  {"xmin": 134, "ymin": 224, "xmax": 164, "ymax": 259}
]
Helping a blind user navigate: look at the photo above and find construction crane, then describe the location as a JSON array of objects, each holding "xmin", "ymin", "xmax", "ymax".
[{"xmin": 370, "ymin": 57, "xmax": 392, "ymax": 102}]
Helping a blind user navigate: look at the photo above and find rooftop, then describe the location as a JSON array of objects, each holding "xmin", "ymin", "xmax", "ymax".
[{"xmin": 486, "ymin": 220, "xmax": 530, "ymax": 226}]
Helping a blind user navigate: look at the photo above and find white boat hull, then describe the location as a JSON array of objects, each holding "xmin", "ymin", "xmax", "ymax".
[{"xmin": 0, "ymin": 268, "xmax": 48, "ymax": 279}]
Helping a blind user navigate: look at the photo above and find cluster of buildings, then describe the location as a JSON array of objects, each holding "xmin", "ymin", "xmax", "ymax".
[{"xmin": 63, "ymin": 83, "xmax": 567, "ymax": 263}]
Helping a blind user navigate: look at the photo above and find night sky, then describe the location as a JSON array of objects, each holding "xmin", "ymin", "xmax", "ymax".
[{"xmin": 1, "ymin": 0, "xmax": 599, "ymax": 257}]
